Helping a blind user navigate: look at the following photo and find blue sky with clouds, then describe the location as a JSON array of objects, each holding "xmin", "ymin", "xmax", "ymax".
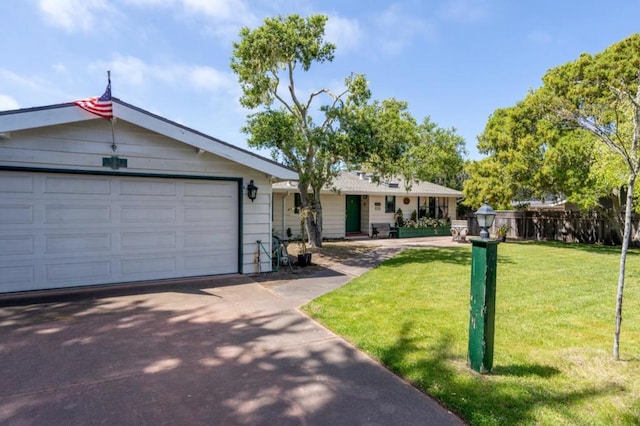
[{"xmin": 1, "ymin": 0, "xmax": 639, "ymax": 159}]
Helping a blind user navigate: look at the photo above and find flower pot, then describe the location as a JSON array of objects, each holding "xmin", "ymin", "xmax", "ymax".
[{"xmin": 297, "ymin": 254, "xmax": 308, "ymax": 267}]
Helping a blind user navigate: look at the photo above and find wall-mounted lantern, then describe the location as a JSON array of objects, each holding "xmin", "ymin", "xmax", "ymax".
[{"xmin": 247, "ymin": 180, "xmax": 258, "ymax": 202}]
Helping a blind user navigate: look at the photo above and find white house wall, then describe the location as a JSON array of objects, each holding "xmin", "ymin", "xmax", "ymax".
[
  {"xmin": 321, "ymin": 194, "xmax": 345, "ymax": 239},
  {"xmin": 0, "ymin": 118, "xmax": 272, "ymax": 275},
  {"xmin": 272, "ymin": 192, "xmax": 346, "ymax": 240},
  {"xmin": 361, "ymin": 196, "xmax": 370, "ymax": 234},
  {"xmin": 368, "ymin": 195, "xmax": 397, "ymax": 224}
]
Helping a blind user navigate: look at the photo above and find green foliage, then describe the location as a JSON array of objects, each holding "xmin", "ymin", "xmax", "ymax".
[
  {"xmin": 231, "ymin": 14, "xmax": 335, "ymax": 110},
  {"xmin": 464, "ymin": 34, "xmax": 640, "ymax": 215},
  {"xmin": 231, "ymin": 14, "xmax": 467, "ymax": 244},
  {"xmin": 304, "ymin": 243, "xmax": 640, "ymax": 425}
]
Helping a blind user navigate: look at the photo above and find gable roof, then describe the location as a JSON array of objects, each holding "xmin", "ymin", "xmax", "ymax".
[
  {"xmin": 0, "ymin": 98, "xmax": 298, "ymax": 180},
  {"xmin": 273, "ymin": 171, "xmax": 464, "ymax": 197}
]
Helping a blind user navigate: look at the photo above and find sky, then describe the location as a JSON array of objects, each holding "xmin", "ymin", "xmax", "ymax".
[{"xmin": 1, "ymin": 0, "xmax": 639, "ymax": 160}]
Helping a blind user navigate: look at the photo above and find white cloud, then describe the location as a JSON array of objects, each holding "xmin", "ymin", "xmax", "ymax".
[
  {"xmin": 374, "ymin": 4, "xmax": 436, "ymax": 55},
  {"xmin": 0, "ymin": 69, "xmax": 43, "ymax": 90},
  {"xmin": 188, "ymin": 66, "xmax": 234, "ymax": 91},
  {"xmin": 38, "ymin": 0, "xmax": 109, "ymax": 32},
  {"xmin": 325, "ymin": 15, "xmax": 364, "ymax": 53},
  {"xmin": 182, "ymin": 0, "xmax": 239, "ymax": 20},
  {"xmin": 122, "ymin": 0, "xmax": 175, "ymax": 5},
  {"xmin": 93, "ymin": 55, "xmax": 235, "ymax": 94},
  {"xmin": 52, "ymin": 63, "xmax": 68, "ymax": 73},
  {"xmin": 439, "ymin": 0, "xmax": 489, "ymax": 23},
  {"xmin": 0, "ymin": 94, "xmax": 20, "ymax": 111}
]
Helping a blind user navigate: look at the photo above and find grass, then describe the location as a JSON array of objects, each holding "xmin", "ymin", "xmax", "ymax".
[{"xmin": 303, "ymin": 242, "xmax": 640, "ymax": 425}]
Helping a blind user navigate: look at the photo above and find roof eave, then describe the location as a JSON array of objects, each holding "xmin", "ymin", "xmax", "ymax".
[{"xmin": 0, "ymin": 100, "xmax": 298, "ymax": 181}]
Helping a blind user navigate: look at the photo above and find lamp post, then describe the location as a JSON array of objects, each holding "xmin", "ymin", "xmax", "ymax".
[{"xmin": 468, "ymin": 202, "xmax": 498, "ymax": 373}]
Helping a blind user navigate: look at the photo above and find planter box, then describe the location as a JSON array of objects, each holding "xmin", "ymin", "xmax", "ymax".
[{"xmin": 397, "ymin": 226, "xmax": 451, "ymax": 238}]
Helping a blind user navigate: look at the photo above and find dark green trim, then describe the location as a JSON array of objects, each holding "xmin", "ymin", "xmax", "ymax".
[
  {"xmin": 238, "ymin": 179, "xmax": 244, "ymax": 274},
  {"xmin": 0, "ymin": 165, "xmax": 241, "ymax": 182},
  {"xmin": 0, "ymin": 165, "xmax": 244, "ymax": 274}
]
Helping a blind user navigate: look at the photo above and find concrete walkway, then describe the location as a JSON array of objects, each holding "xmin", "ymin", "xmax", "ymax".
[{"xmin": 0, "ymin": 237, "xmax": 466, "ymax": 425}]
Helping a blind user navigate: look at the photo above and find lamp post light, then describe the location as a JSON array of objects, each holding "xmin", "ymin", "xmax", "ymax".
[
  {"xmin": 468, "ymin": 201, "xmax": 499, "ymax": 373},
  {"xmin": 474, "ymin": 201, "xmax": 496, "ymax": 239}
]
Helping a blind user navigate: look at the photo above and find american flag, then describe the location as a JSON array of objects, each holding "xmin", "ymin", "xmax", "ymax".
[{"xmin": 74, "ymin": 82, "xmax": 113, "ymax": 119}]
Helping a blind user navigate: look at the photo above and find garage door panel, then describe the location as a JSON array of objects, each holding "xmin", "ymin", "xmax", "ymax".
[
  {"xmin": 120, "ymin": 179, "xmax": 176, "ymax": 196},
  {"xmin": 0, "ymin": 171, "xmax": 239, "ymax": 293},
  {"xmin": 45, "ymin": 260, "xmax": 112, "ymax": 283},
  {"xmin": 184, "ymin": 181, "xmax": 233, "ymax": 197},
  {"xmin": 121, "ymin": 205, "xmax": 177, "ymax": 223},
  {"xmin": 45, "ymin": 205, "xmax": 111, "ymax": 224},
  {"xmin": 184, "ymin": 231, "xmax": 220, "ymax": 248},
  {"xmin": 185, "ymin": 251, "xmax": 235, "ymax": 272},
  {"xmin": 0, "ymin": 174, "xmax": 33, "ymax": 192},
  {"xmin": 1, "ymin": 236, "xmax": 34, "ymax": 256},
  {"xmin": 121, "ymin": 256, "xmax": 176, "ymax": 275},
  {"xmin": 184, "ymin": 206, "xmax": 229, "ymax": 222},
  {"xmin": 0, "ymin": 205, "xmax": 34, "ymax": 224},
  {"xmin": 0, "ymin": 266, "xmax": 35, "ymax": 288},
  {"xmin": 120, "ymin": 231, "xmax": 177, "ymax": 250},
  {"xmin": 44, "ymin": 175, "xmax": 111, "ymax": 195},
  {"xmin": 45, "ymin": 233, "xmax": 111, "ymax": 254}
]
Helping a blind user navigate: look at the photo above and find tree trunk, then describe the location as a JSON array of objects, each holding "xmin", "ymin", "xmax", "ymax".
[
  {"xmin": 306, "ymin": 192, "xmax": 323, "ymax": 247},
  {"xmin": 613, "ymin": 175, "xmax": 635, "ymax": 360},
  {"xmin": 298, "ymin": 181, "xmax": 323, "ymax": 248}
]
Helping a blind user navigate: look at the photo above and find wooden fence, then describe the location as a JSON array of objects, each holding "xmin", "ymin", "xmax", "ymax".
[{"xmin": 461, "ymin": 210, "xmax": 640, "ymax": 246}]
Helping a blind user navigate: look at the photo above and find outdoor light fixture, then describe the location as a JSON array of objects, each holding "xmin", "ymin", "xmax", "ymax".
[
  {"xmin": 474, "ymin": 201, "xmax": 496, "ymax": 239},
  {"xmin": 247, "ymin": 180, "xmax": 258, "ymax": 202}
]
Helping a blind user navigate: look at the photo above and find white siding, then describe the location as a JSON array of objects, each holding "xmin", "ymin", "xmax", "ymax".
[
  {"xmin": 368, "ymin": 195, "xmax": 396, "ymax": 225},
  {"xmin": 321, "ymin": 194, "xmax": 345, "ymax": 239},
  {"xmin": 0, "ymin": 119, "xmax": 272, "ymax": 277},
  {"xmin": 272, "ymin": 192, "xmax": 345, "ymax": 240},
  {"xmin": 361, "ymin": 196, "xmax": 370, "ymax": 235}
]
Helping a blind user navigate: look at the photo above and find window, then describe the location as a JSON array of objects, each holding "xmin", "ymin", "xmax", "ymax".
[
  {"xmin": 428, "ymin": 197, "xmax": 449, "ymax": 219},
  {"xmin": 294, "ymin": 193, "xmax": 302, "ymax": 214},
  {"xmin": 385, "ymin": 195, "xmax": 396, "ymax": 213}
]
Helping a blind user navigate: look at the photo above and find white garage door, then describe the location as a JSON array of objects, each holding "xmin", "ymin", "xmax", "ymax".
[{"xmin": 0, "ymin": 170, "xmax": 239, "ymax": 293}]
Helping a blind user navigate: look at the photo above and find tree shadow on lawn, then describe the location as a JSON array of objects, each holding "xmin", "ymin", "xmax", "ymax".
[
  {"xmin": 380, "ymin": 246, "xmax": 517, "ymax": 269},
  {"xmin": 376, "ymin": 320, "xmax": 626, "ymax": 425}
]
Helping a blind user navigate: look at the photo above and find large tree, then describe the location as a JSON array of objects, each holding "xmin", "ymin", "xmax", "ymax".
[
  {"xmin": 464, "ymin": 34, "xmax": 640, "ymax": 359},
  {"xmin": 231, "ymin": 14, "xmax": 465, "ymax": 246},
  {"xmin": 231, "ymin": 14, "xmax": 364, "ymax": 247},
  {"xmin": 542, "ymin": 34, "xmax": 640, "ymax": 360}
]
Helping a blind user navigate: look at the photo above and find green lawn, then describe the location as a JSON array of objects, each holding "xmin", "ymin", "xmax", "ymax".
[{"xmin": 303, "ymin": 242, "xmax": 640, "ymax": 425}]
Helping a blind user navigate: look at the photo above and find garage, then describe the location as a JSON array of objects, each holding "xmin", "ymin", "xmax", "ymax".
[
  {"xmin": 0, "ymin": 98, "xmax": 297, "ymax": 294},
  {"xmin": 0, "ymin": 170, "xmax": 240, "ymax": 293}
]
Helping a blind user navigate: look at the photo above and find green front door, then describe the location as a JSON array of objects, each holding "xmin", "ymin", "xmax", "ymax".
[{"xmin": 346, "ymin": 195, "xmax": 361, "ymax": 233}]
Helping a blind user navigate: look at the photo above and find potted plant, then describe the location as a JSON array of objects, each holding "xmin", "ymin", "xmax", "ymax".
[
  {"xmin": 395, "ymin": 208, "xmax": 404, "ymax": 228},
  {"xmin": 496, "ymin": 223, "xmax": 511, "ymax": 242}
]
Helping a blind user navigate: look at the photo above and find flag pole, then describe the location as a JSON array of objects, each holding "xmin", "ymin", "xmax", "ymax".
[{"xmin": 108, "ymin": 70, "xmax": 117, "ymax": 152}]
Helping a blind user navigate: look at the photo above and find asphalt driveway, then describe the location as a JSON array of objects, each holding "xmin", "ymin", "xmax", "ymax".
[{"xmin": 0, "ymin": 237, "xmax": 465, "ymax": 425}]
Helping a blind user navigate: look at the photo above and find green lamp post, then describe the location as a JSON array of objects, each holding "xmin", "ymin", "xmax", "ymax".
[{"xmin": 468, "ymin": 202, "xmax": 498, "ymax": 373}]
